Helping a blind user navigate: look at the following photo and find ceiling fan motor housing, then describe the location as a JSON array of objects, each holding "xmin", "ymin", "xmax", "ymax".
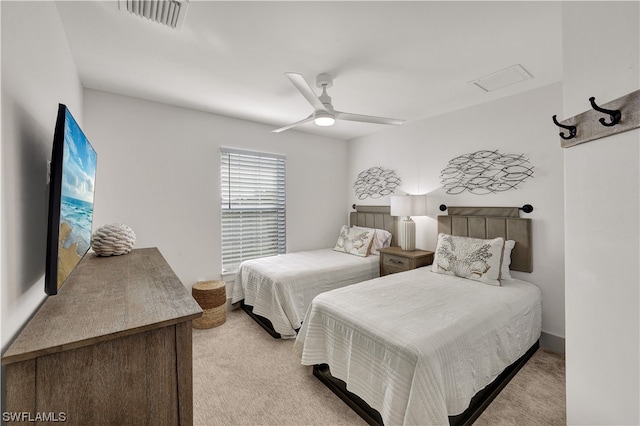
[{"xmin": 316, "ymin": 73, "xmax": 333, "ymax": 88}]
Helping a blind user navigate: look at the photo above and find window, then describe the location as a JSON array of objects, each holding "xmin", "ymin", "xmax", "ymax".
[{"xmin": 220, "ymin": 148, "xmax": 286, "ymax": 272}]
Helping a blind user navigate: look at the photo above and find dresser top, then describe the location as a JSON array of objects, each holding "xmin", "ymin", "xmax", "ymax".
[{"xmin": 2, "ymin": 247, "xmax": 202, "ymax": 365}]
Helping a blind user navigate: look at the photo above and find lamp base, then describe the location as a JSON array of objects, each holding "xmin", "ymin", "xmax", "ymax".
[{"xmin": 399, "ymin": 217, "xmax": 416, "ymax": 251}]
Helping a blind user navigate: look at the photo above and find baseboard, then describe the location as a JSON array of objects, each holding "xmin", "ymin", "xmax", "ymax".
[
  {"xmin": 220, "ymin": 272, "xmax": 236, "ymax": 312},
  {"xmin": 540, "ymin": 331, "xmax": 565, "ymax": 354},
  {"xmin": 226, "ymin": 298, "xmax": 238, "ymax": 312}
]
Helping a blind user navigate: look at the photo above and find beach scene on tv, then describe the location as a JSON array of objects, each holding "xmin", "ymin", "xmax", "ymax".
[{"xmin": 57, "ymin": 109, "xmax": 97, "ymax": 290}]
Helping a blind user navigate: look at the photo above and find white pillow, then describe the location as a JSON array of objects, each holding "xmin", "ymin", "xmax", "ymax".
[
  {"xmin": 351, "ymin": 226, "xmax": 392, "ymax": 255},
  {"xmin": 431, "ymin": 233, "xmax": 505, "ymax": 286},
  {"xmin": 501, "ymin": 240, "xmax": 516, "ymax": 280},
  {"xmin": 333, "ymin": 225, "xmax": 375, "ymax": 257}
]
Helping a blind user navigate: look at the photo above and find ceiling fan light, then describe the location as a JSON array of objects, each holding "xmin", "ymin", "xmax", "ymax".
[{"xmin": 314, "ymin": 115, "xmax": 335, "ymax": 127}]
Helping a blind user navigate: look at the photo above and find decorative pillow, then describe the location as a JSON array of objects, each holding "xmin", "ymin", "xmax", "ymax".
[
  {"xmin": 501, "ymin": 240, "xmax": 516, "ymax": 280},
  {"xmin": 351, "ymin": 226, "xmax": 392, "ymax": 255},
  {"xmin": 334, "ymin": 225, "xmax": 375, "ymax": 257},
  {"xmin": 431, "ymin": 233, "xmax": 505, "ymax": 286}
]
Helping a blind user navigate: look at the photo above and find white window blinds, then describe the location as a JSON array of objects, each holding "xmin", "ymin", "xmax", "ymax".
[{"xmin": 220, "ymin": 148, "xmax": 286, "ymax": 272}]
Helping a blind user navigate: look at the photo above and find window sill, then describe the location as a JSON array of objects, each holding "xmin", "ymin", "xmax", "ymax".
[{"xmin": 221, "ymin": 271, "xmax": 236, "ymax": 283}]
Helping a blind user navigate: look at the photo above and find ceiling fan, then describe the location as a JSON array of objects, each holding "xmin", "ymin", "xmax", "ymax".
[{"xmin": 272, "ymin": 72, "xmax": 405, "ymax": 133}]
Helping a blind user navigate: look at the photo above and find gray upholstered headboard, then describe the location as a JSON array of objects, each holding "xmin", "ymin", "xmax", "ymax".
[
  {"xmin": 349, "ymin": 205, "xmax": 398, "ymax": 246},
  {"xmin": 437, "ymin": 206, "xmax": 532, "ymax": 272}
]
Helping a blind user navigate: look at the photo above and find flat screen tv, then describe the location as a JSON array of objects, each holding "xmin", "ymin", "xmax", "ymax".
[{"xmin": 45, "ymin": 104, "xmax": 97, "ymax": 295}]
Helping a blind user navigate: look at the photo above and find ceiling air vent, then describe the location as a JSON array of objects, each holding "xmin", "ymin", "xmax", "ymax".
[
  {"xmin": 118, "ymin": 0, "xmax": 189, "ymax": 30},
  {"xmin": 469, "ymin": 64, "xmax": 533, "ymax": 92}
]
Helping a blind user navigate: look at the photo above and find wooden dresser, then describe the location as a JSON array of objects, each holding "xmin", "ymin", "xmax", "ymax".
[{"xmin": 2, "ymin": 247, "xmax": 202, "ymax": 425}]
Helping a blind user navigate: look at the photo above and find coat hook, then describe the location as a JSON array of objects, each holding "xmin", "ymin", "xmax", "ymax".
[
  {"xmin": 552, "ymin": 115, "xmax": 577, "ymax": 140},
  {"xmin": 589, "ymin": 97, "xmax": 621, "ymax": 127}
]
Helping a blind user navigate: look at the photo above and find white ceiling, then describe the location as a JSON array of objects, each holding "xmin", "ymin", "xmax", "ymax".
[{"xmin": 55, "ymin": 1, "xmax": 563, "ymax": 140}]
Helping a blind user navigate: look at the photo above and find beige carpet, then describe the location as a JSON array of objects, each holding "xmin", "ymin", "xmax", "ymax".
[{"xmin": 193, "ymin": 308, "xmax": 565, "ymax": 426}]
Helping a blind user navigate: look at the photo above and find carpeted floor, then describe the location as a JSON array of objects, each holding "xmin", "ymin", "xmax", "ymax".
[{"xmin": 193, "ymin": 308, "xmax": 565, "ymax": 426}]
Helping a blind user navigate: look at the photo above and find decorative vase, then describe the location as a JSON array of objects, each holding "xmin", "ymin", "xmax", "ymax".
[{"xmin": 398, "ymin": 217, "xmax": 416, "ymax": 251}]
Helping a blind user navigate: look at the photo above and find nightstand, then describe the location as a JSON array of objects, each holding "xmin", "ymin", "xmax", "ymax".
[{"xmin": 378, "ymin": 246, "xmax": 434, "ymax": 276}]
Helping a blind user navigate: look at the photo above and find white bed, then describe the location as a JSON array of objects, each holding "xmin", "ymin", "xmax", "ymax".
[
  {"xmin": 294, "ymin": 206, "xmax": 539, "ymax": 425},
  {"xmin": 230, "ymin": 204, "xmax": 398, "ymax": 339},
  {"xmin": 294, "ymin": 268, "xmax": 542, "ymax": 425},
  {"xmin": 231, "ymin": 248, "xmax": 380, "ymax": 338}
]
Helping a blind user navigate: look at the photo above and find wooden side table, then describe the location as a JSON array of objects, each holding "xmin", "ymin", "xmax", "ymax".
[{"xmin": 378, "ymin": 246, "xmax": 434, "ymax": 276}]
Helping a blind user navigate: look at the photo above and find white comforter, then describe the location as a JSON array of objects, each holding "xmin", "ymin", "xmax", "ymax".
[
  {"xmin": 294, "ymin": 268, "xmax": 542, "ymax": 425},
  {"xmin": 231, "ymin": 249, "xmax": 379, "ymax": 338}
]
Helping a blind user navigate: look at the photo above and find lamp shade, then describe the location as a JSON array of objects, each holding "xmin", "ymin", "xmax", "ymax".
[
  {"xmin": 390, "ymin": 194, "xmax": 428, "ymax": 217},
  {"xmin": 410, "ymin": 194, "xmax": 428, "ymax": 216}
]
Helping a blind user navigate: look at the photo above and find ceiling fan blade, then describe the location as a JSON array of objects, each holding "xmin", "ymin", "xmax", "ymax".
[
  {"xmin": 271, "ymin": 114, "xmax": 314, "ymax": 133},
  {"xmin": 335, "ymin": 111, "xmax": 405, "ymax": 126},
  {"xmin": 285, "ymin": 72, "xmax": 327, "ymax": 112}
]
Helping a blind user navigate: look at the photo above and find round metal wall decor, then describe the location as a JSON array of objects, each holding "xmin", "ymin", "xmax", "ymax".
[
  {"xmin": 353, "ymin": 167, "xmax": 401, "ymax": 200},
  {"xmin": 440, "ymin": 150, "xmax": 534, "ymax": 195}
]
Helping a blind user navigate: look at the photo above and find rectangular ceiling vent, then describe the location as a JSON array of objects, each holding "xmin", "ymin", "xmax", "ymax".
[
  {"xmin": 118, "ymin": 0, "xmax": 189, "ymax": 30},
  {"xmin": 469, "ymin": 64, "xmax": 533, "ymax": 92}
]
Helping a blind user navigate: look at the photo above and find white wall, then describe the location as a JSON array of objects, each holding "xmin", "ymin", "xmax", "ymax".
[
  {"xmin": 563, "ymin": 2, "xmax": 640, "ymax": 424},
  {"xmin": 348, "ymin": 83, "xmax": 565, "ymax": 351},
  {"xmin": 1, "ymin": 2, "xmax": 83, "ymax": 349},
  {"xmin": 84, "ymin": 89, "xmax": 348, "ymax": 291}
]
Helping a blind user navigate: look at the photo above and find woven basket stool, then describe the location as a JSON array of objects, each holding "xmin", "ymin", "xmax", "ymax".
[{"xmin": 192, "ymin": 280, "xmax": 226, "ymax": 329}]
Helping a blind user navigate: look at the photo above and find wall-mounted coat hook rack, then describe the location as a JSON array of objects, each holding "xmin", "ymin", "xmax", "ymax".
[
  {"xmin": 557, "ymin": 89, "xmax": 639, "ymax": 148},
  {"xmin": 589, "ymin": 96, "xmax": 621, "ymax": 127},
  {"xmin": 552, "ymin": 115, "xmax": 577, "ymax": 140}
]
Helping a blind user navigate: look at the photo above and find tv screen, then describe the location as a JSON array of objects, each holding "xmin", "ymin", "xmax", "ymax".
[{"xmin": 45, "ymin": 104, "xmax": 97, "ymax": 295}]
